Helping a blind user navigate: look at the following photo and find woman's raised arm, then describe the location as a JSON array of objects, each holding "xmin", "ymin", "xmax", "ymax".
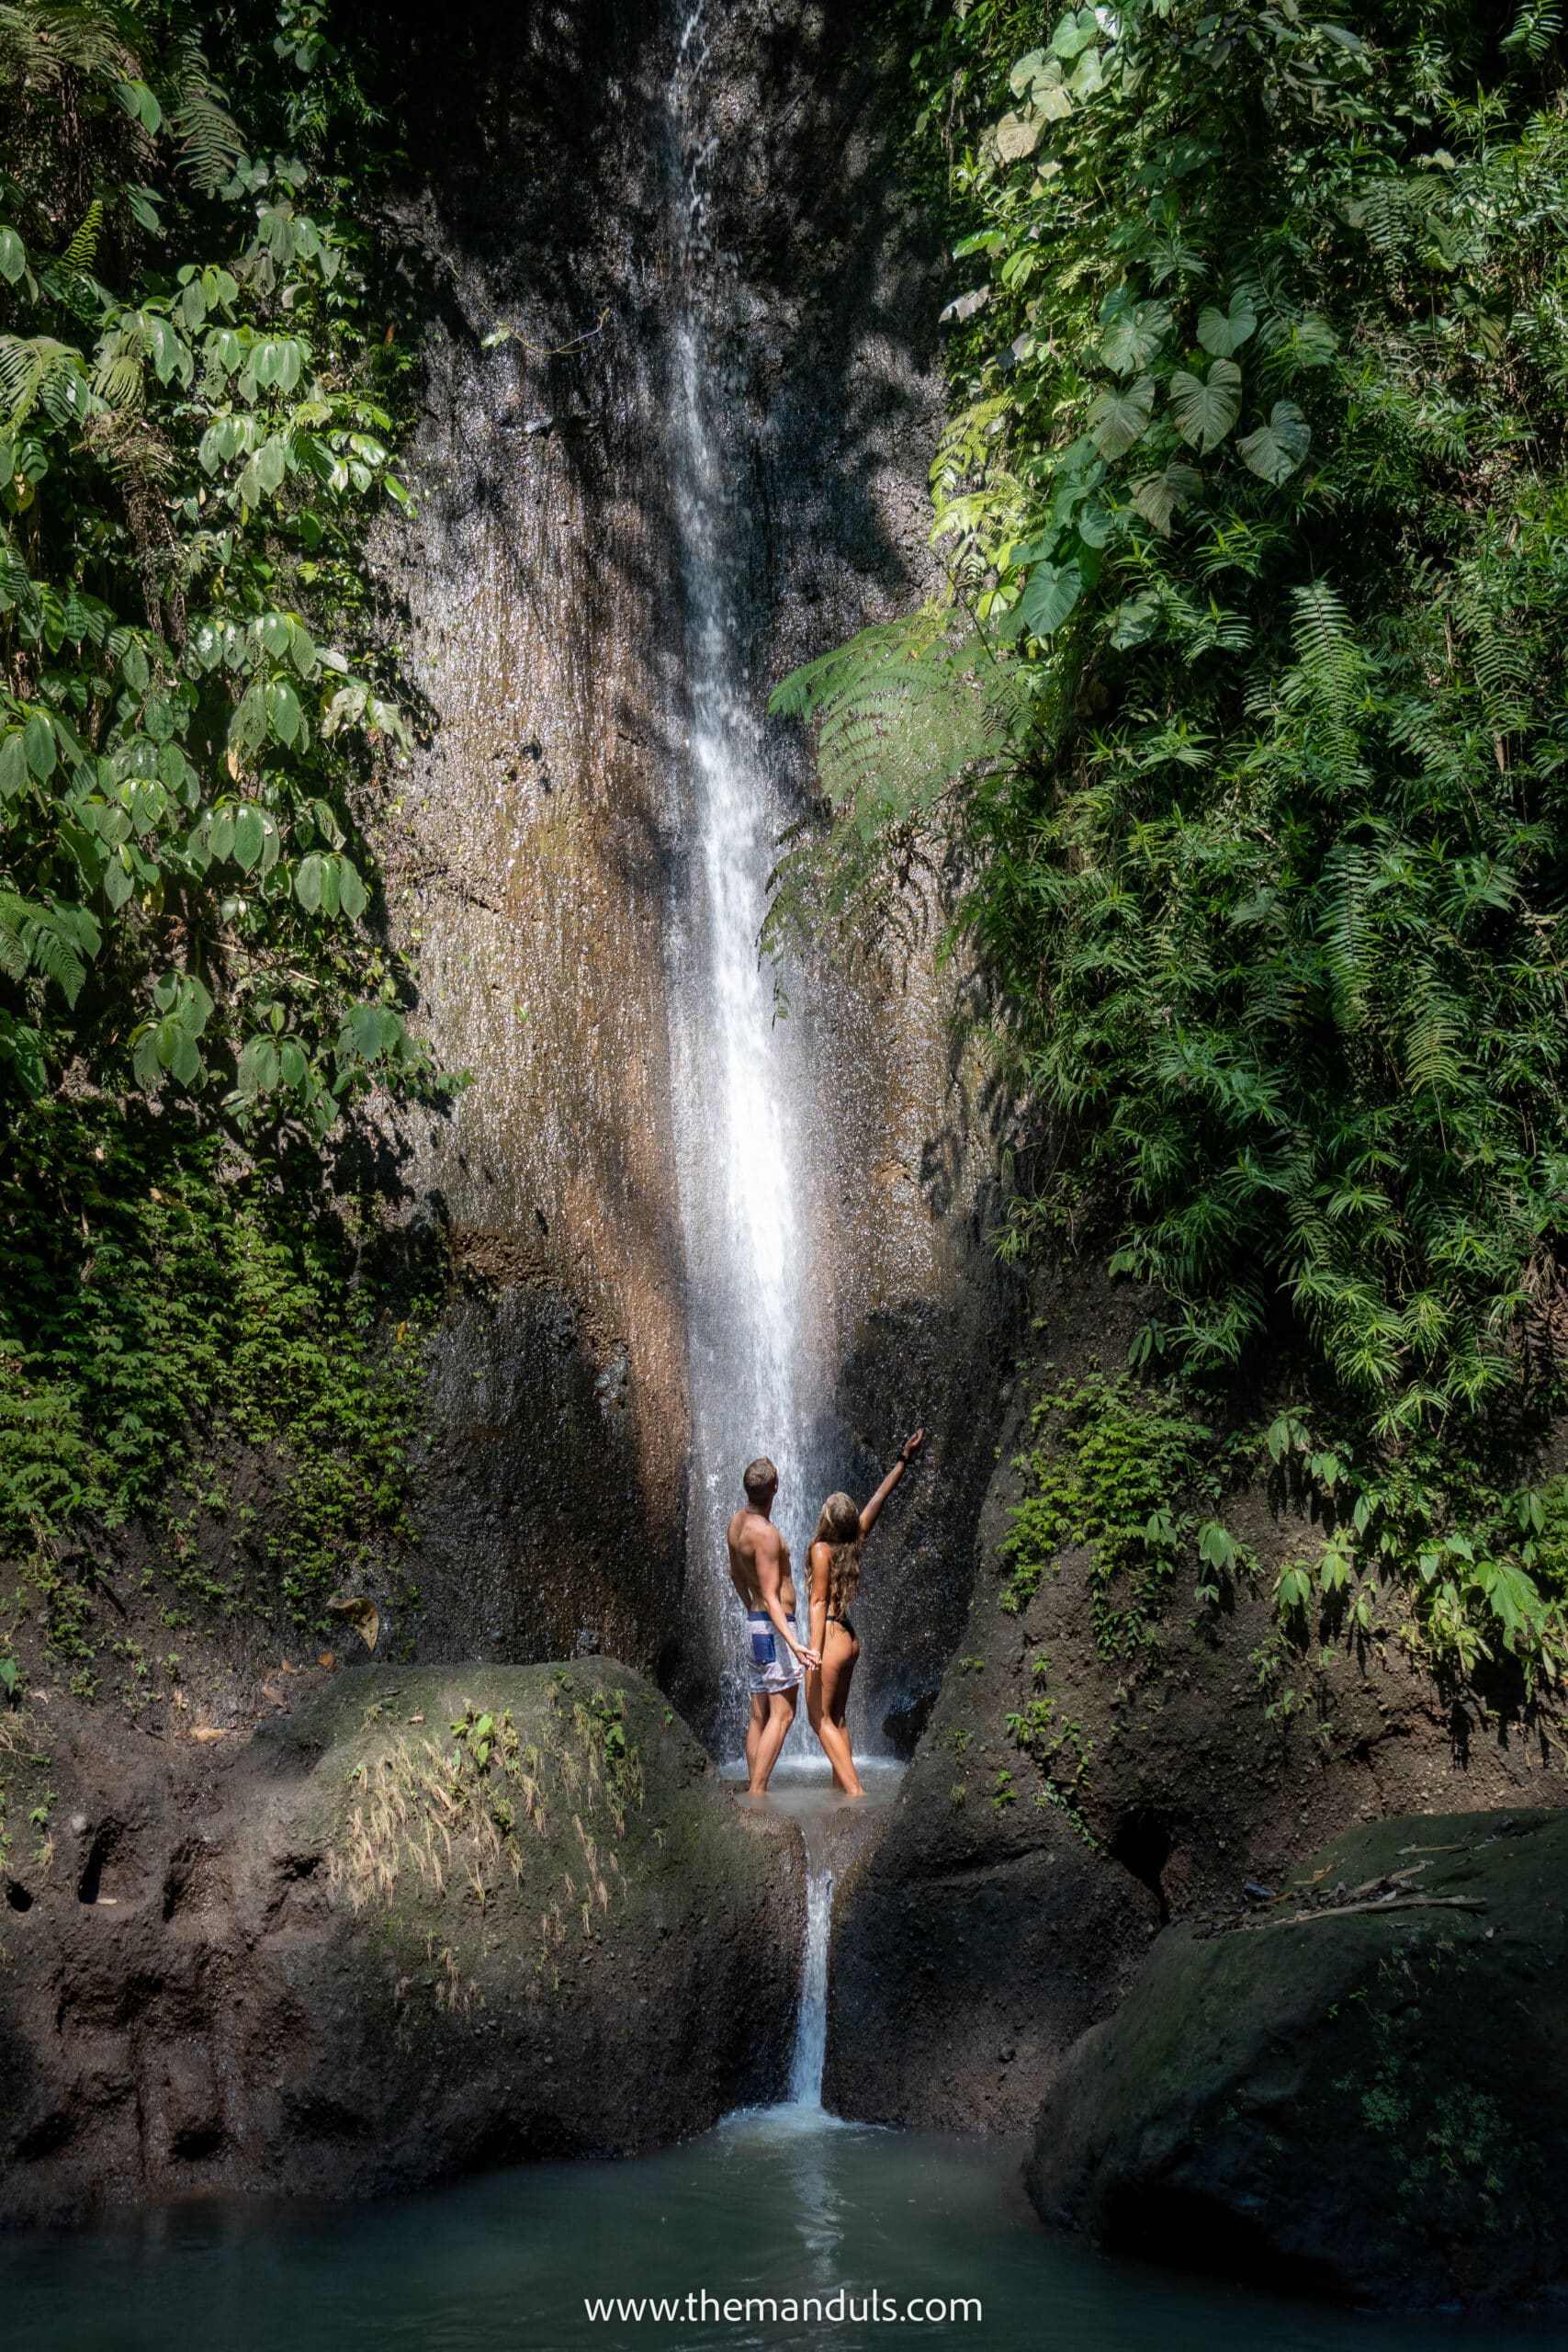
[{"xmin": 859, "ymin": 1429, "xmax": 925, "ymax": 1537}]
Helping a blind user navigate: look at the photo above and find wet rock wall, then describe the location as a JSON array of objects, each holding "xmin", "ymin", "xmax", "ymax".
[{"xmin": 359, "ymin": 0, "xmax": 1018, "ymax": 1727}]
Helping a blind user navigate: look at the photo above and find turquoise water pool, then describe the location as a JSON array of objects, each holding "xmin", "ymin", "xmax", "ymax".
[{"xmin": 3, "ymin": 2105, "xmax": 1563, "ymax": 2352}]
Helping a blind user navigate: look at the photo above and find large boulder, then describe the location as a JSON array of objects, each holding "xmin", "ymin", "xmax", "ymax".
[
  {"xmin": 1028, "ymin": 1810, "xmax": 1568, "ymax": 2309},
  {"xmin": 0, "ymin": 1663, "xmax": 799, "ymax": 2224}
]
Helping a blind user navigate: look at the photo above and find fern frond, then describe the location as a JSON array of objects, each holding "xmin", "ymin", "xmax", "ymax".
[
  {"xmin": 0, "ymin": 3, "xmax": 136, "ymax": 90},
  {"xmin": 771, "ymin": 618, "xmax": 1028, "ymax": 829},
  {"xmin": 168, "ymin": 39, "xmax": 243, "ymax": 194},
  {"xmin": 58, "ymin": 198, "xmax": 103, "ymax": 280},
  {"xmin": 0, "ymin": 333, "xmax": 89, "ymax": 429}
]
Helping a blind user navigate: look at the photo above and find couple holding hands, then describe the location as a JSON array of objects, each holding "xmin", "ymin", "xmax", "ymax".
[{"xmin": 725, "ymin": 1430, "xmax": 925, "ymax": 1796}]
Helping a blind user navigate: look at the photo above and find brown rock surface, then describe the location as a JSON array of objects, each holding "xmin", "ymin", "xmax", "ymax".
[{"xmin": 0, "ymin": 1664, "xmax": 798, "ymax": 2225}]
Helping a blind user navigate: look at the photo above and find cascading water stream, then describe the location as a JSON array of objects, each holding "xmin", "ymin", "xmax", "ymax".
[
  {"xmin": 663, "ymin": 0, "xmax": 825, "ymax": 1757},
  {"xmin": 787, "ymin": 1819, "xmax": 835, "ymax": 2109}
]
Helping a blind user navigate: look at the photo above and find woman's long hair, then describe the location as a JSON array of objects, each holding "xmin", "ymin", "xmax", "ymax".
[{"xmin": 813, "ymin": 1491, "xmax": 863, "ymax": 1622}]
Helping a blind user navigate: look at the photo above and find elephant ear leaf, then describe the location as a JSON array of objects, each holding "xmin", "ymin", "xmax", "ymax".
[
  {"xmin": 1088, "ymin": 373, "xmax": 1156, "ymax": 458},
  {"xmin": 1100, "ymin": 300, "xmax": 1171, "ymax": 376},
  {"xmin": 1169, "ymin": 357, "xmax": 1242, "ymax": 453},
  {"xmin": 1130, "ymin": 462, "xmax": 1203, "ymax": 537},
  {"xmin": 1238, "ymin": 399, "xmax": 1311, "ymax": 484},
  {"xmin": 1018, "ymin": 559, "xmax": 1083, "ymax": 638},
  {"xmin": 1196, "ymin": 290, "xmax": 1258, "ymax": 357}
]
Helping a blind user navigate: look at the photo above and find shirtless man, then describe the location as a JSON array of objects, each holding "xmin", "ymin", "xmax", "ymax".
[{"xmin": 728, "ymin": 1455, "xmax": 820, "ymax": 1795}]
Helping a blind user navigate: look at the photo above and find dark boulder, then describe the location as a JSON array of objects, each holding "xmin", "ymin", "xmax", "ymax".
[
  {"xmin": 1028, "ymin": 1810, "xmax": 1568, "ymax": 2309},
  {"xmin": 0, "ymin": 1663, "xmax": 799, "ymax": 2225}
]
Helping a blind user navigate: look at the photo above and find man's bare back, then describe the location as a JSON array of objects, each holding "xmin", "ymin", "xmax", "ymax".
[
  {"xmin": 729, "ymin": 1457, "xmax": 818, "ymax": 1795},
  {"xmin": 727, "ymin": 1506, "xmax": 795, "ymax": 1618}
]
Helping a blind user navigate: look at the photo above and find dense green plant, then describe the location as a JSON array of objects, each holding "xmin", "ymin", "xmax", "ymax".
[
  {"xmin": 773, "ymin": 0, "xmax": 1568, "ymax": 1684},
  {"xmin": 998, "ymin": 1371, "xmax": 1249, "ymax": 1648},
  {"xmin": 3, "ymin": 1093, "xmax": 439, "ymax": 1662},
  {"xmin": 2, "ymin": 0, "xmax": 425, "ymax": 1119},
  {"xmin": 0, "ymin": 1, "xmax": 451, "ymax": 1661}
]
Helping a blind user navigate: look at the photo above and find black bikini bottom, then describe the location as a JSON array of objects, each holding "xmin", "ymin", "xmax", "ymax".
[{"xmin": 826, "ymin": 1615, "xmax": 856, "ymax": 1643}]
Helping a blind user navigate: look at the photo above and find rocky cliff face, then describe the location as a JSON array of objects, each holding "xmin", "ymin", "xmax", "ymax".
[
  {"xmin": 826, "ymin": 1269, "xmax": 1568, "ymax": 2132},
  {"xmin": 356, "ymin": 0, "xmax": 1016, "ymax": 1731},
  {"xmin": 0, "ymin": 1663, "xmax": 798, "ymax": 2224}
]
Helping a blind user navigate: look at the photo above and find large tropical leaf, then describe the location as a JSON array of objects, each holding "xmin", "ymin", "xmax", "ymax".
[
  {"xmin": 1168, "ymin": 358, "xmax": 1242, "ymax": 453},
  {"xmin": 1088, "ymin": 373, "xmax": 1156, "ymax": 458},
  {"xmin": 1238, "ymin": 399, "xmax": 1311, "ymax": 483}
]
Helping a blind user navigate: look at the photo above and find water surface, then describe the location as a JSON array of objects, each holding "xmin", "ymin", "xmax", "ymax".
[{"xmin": 6, "ymin": 2108, "xmax": 1563, "ymax": 2352}]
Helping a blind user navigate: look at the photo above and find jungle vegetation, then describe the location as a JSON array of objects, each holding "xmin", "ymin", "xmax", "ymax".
[
  {"xmin": 0, "ymin": 0, "xmax": 445, "ymax": 1681},
  {"xmin": 773, "ymin": 0, "xmax": 1568, "ymax": 1690}
]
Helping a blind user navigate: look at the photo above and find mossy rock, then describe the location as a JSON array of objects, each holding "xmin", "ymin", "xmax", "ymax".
[
  {"xmin": 0, "ymin": 1663, "xmax": 800, "ymax": 2222},
  {"xmin": 1028, "ymin": 1809, "xmax": 1568, "ymax": 2309}
]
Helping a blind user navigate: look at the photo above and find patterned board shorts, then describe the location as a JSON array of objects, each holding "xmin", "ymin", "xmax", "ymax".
[{"xmin": 746, "ymin": 1611, "xmax": 803, "ymax": 1696}]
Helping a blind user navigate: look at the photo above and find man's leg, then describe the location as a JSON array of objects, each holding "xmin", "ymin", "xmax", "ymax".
[
  {"xmin": 749, "ymin": 1687, "xmax": 797, "ymax": 1792},
  {"xmin": 746, "ymin": 1693, "xmax": 767, "ymax": 1786}
]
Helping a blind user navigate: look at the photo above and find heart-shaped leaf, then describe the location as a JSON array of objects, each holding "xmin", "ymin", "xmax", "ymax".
[
  {"xmin": 1051, "ymin": 6, "xmax": 1099, "ymax": 59},
  {"xmin": 1018, "ymin": 558, "xmax": 1083, "ymax": 638},
  {"xmin": 1238, "ymin": 399, "xmax": 1311, "ymax": 484},
  {"xmin": 1069, "ymin": 44, "xmax": 1103, "ymax": 96},
  {"xmin": 1196, "ymin": 291, "xmax": 1258, "ymax": 357},
  {"xmin": 1169, "ymin": 357, "xmax": 1242, "ymax": 453},
  {"xmin": 1109, "ymin": 593, "xmax": 1161, "ymax": 650},
  {"xmin": 996, "ymin": 109, "xmax": 1043, "ymax": 162},
  {"xmin": 1100, "ymin": 300, "xmax": 1171, "ymax": 376},
  {"xmin": 1130, "ymin": 461, "xmax": 1203, "ymax": 537},
  {"xmin": 1088, "ymin": 374, "xmax": 1156, "ymax": 458}
]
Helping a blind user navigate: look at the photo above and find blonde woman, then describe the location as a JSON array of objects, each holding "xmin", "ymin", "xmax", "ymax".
[{"xmin": 806, "ymin": 1430, "xmax": 924, "ymax": 1794}]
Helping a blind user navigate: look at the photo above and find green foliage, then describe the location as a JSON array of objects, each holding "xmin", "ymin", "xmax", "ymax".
[
  {"xmin": 774, "ymin": 0, "xmax": 1568, "ymax": 1690},
  {"xmin": 0, "ymin": 3, "xmax": 456, "ymax": 1639},
  {"xmin": 998, "ymin": 1371, "xmax": 1249, "ymax": 1653},
  {"xmin": 1005, "ymin": 1657, "xmax": 1096, "ymax": 1844},
  {"xmin": 1263, "ymin": 1408, "xmax": 1568, "ymax": 1690},
  {"xmin": 0, "ymin": 1094, "xmax": 437, "ymax": 1657},
  {"xmin": 0, "ymin": 0, "xmax": 434, "ymax": 1130}
]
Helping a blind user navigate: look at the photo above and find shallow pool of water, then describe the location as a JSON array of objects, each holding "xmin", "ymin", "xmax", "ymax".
[{"xmin": 5, "ymin": 2106, "xmax": 1565, "ymax": 2352}]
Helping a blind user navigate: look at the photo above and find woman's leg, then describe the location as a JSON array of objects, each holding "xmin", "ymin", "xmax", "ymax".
[
  {"xmin": 815, "ymin": 1627, "xmax": 863, "ymax": 1795},
  {"xmin": 829, "ymin": 1635, "xmax": 858, "ymax": 1728}
]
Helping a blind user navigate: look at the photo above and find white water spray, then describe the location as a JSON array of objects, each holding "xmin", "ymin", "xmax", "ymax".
[{"xmin": 664, "ymin": 2, "xmax": 822, "ymax": 1754}]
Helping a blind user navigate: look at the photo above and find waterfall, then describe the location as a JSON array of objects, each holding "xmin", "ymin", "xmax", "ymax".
[
  {"xmin": 663, "ymin": 0, "xmax": 824, "ymax": 1755},
  {"xmin": 787, "ymin": 1818, "xmax": 835, "ymax": 2108}
]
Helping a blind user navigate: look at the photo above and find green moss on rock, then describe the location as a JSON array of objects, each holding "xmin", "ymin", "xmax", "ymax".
[{"xmin": 1028, "ymin": 1810, "xmax": 1568, "ymax": 2309}]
